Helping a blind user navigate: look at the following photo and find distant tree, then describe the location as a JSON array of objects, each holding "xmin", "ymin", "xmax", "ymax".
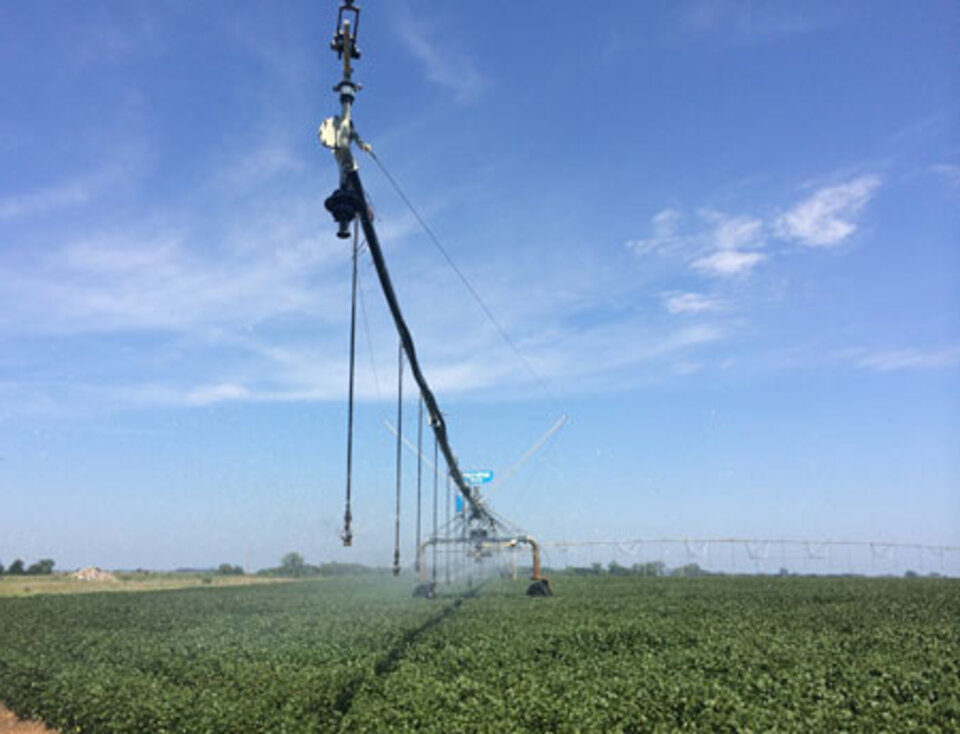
[
  {"xmin": 904, "ymin": 570, "xmax": 919, "ymax": 578},
  {"xmin": 0, "ymin": 561, "xmax": 4, "ymax": 575},
  {"xmin": 217, "ymin": 563, "xmax": 244, "ymax": 576},
  {"xmin": 590, "ymin": 562, "xmax": 604, "ymax": 576},
  {"xmin": 280, "ymin": 552, "xmax": 306, "ymax": 577},
  {"xmin": 26, "ymin": 559, "xmax": 55, "ymax": 575},
  {"xmin": 7, "ymin": 559, "xmax": 25, "ymax": 575},
  {"xmin": 632, "ymin": 561, "xmax": 666, "ymax": 577},
  {"xmin": 608, "ymin": 561, "xmax": 630, "ymax": 577},
  {"xmin": 672, "ymin": 563, "xmax": 705, "ymax": 578}
]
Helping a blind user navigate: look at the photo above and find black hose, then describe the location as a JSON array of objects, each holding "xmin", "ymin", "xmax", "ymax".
[{"xmin": 348, "ymin": 170, "xmax": 485, "ymax": 521}]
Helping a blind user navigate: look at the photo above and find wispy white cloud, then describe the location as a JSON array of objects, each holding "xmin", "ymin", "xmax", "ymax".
[
  {"xmin": 855, "ymin": 345, "xmax": 960, "ymax": 372},
  {"xmin": 625, "ymin": 172, "xmax": 886, "ymax": 343},
  {"xmin": 629, "ymin": 206, "xmax": 767, "ymax": 277},
  {"xmin": 1, "ymin": 201, "xmax": 737, "ymax": 412},
  {"xmin": 395, "ymin": 8, "xmax": 487, "ymax": 102},
  {"xmin": 0, "ymin": 149, "xmax": 893, "ymax": 416},
  {"xmin": 388, "ymin": 250, "xmax": 731, "ymax": 399},
  {"xmin": 630, "ymin": 175, "xmax": 883, "ymax": 270},
  {"xmin": 694, "ymin": 210, "xmax": 767, "ymax": 276},
  {"xmin": 680, "ymin": 0, "xmax": 831, "ymax": 41},
  {"xmin": 521, "ymin": 321, "xmax": 724, "ymax": 396},
  {"xmin": 889, "ymin": 113, "xmax": 952, "ymax": 146},
  {"xmin": 701, "ymin": 210, "xmax": 764, "ymax": 249},
  {"xmin": 184, "ymin": 383, "xmax": 251, "ymax": 406},
  {"xmin": 930, "ymin": 163, "xmax": 960, "ymax": 187},
  {"xmin": 0, "ymin": 177, "xmax": 97, "ymax": 220},
  {"xmin": 774, "ymin": 175, "xmax": 881, "ymax": 247},
  {"xmin": 745, "ymin": 343, "xmax": 960, "ymax": 376},
  {"xmin": 67, "ymin": 4, "xmax": 159, "ymax": 67},
  {"xmin": 217, "ymin": 138, "xmax": 305, "ymax": 192},
  {"xmin": 662, "ymin": 291, "xmax": 721, "ymax": 314},
  {"xmin": 692, "ymin": 250, "xmax": 765, "ymax": 277},
  {"xmin": 0, "ymin": 228, "xmax": 344, "ymax": 335},
  {"xmin": 626, "ymin": 207, "xmax": 684, "ymax": 255},
  {"xmin": 0, "ymin": 144, "xmax": 145, "ymax": 221}
]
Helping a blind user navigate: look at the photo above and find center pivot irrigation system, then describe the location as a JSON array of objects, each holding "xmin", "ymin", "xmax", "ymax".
[{"xmin": 319, "ymin": 1, "xmax": 555, "ymax": 597}]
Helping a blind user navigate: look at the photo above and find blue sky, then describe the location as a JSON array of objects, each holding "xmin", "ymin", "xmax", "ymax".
[{"xmin": 1, "ymin": 1, "xmax": 957, "ymax": 572}]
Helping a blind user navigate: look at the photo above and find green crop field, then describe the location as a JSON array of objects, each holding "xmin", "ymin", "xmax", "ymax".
[{"xmin": 0, "ymin": 575, "xmax": 957, "ymax": 732}]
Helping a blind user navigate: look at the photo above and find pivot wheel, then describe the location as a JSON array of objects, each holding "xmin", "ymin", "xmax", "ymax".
[
  {"xmin": 412, "ymin": 582, "xmax": 436, "ymax": 599},
  {"xmin": 526, "ymin": 579, "xmax": 552, "ymax": 597}
]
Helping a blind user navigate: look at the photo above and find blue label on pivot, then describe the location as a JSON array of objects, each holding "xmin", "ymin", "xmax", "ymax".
[{"xmin": 462, "ymin": 470, "xmax": 494, "ymax": 484}]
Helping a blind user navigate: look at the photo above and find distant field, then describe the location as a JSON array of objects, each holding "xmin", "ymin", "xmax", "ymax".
[
  {"xmin": 0, "ymin": 575, "xmax": 957, "ymax": 732},
  {"xmin": 0, "ymin": 572, "xmax": 290, "ymax": 598}
]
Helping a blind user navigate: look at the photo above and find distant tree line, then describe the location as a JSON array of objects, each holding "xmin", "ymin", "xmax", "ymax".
[
  {"xmin": 0, "ymin": 558, "xmax": 55, "ymax": 576},
  {"xmin": 256, "ymin": 552, "xmax": 385, "ymax": 578}
]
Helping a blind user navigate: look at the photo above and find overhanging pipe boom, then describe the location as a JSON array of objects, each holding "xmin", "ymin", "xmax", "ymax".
[
  {"xmin": 321, "ymin": 0, "xmax": 494, "ymax": 536},
  {"xmin": 321, "ymin": 1, "xmax": 553, "ymax": 597},
  {"xmin": 348, "ymin": 170, "xmax": 486, "ymax": 522}
]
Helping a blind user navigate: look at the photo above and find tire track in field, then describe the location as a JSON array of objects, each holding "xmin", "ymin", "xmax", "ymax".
[{"xmin": 333, "ymin": 586, "xmax": 481, "ymax": 720}]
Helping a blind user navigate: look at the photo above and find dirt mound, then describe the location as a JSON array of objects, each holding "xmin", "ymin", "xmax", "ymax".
[{"xmin": 71, "ymin": 567, "xmax": 117, "ymax": 582}]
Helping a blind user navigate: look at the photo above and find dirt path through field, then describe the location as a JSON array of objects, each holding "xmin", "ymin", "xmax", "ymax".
[{"xmin": 0, "ymin": 705, "xmax": 56, "ymax": 733}]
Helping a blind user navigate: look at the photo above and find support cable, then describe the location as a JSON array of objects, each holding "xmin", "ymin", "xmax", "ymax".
[
  {"xmin": 432, "ymin": 433, "xmax": 439, "ymax": 584},
  {"xmin": 445, "ymin": 473, "xmax": 451, "ymax": 584},
  {"xmin": 356, "ymin": 255, "xmax": 386, "ymax": 410},
  {"xmin": 341, "ymin": 219, "xmax": 360, "ymax": 547},
  {"xmin": 367, "ymin": 150, "xmax": 560, "ymax": 407},
  {"xmin": 415, "ymin": 395, "xmax": 423, "ymax": 572},
  {"xmin": 393, "ymin": 339, "xmax": 404, "ymax": 575}
]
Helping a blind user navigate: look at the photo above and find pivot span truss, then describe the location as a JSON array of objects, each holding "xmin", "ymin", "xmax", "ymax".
[{"xmin": 540, "ymin": 538, "xmax": 960, "ymax": 578}]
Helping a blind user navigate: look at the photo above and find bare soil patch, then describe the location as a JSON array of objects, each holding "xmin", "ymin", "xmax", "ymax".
[
  {"xmin": 0, "ymin": 573, "xmax": 293, "ymax": 598},
  {"xmin": 0, "ymin": 705, "xmax": 56, "ymax": 734}
]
